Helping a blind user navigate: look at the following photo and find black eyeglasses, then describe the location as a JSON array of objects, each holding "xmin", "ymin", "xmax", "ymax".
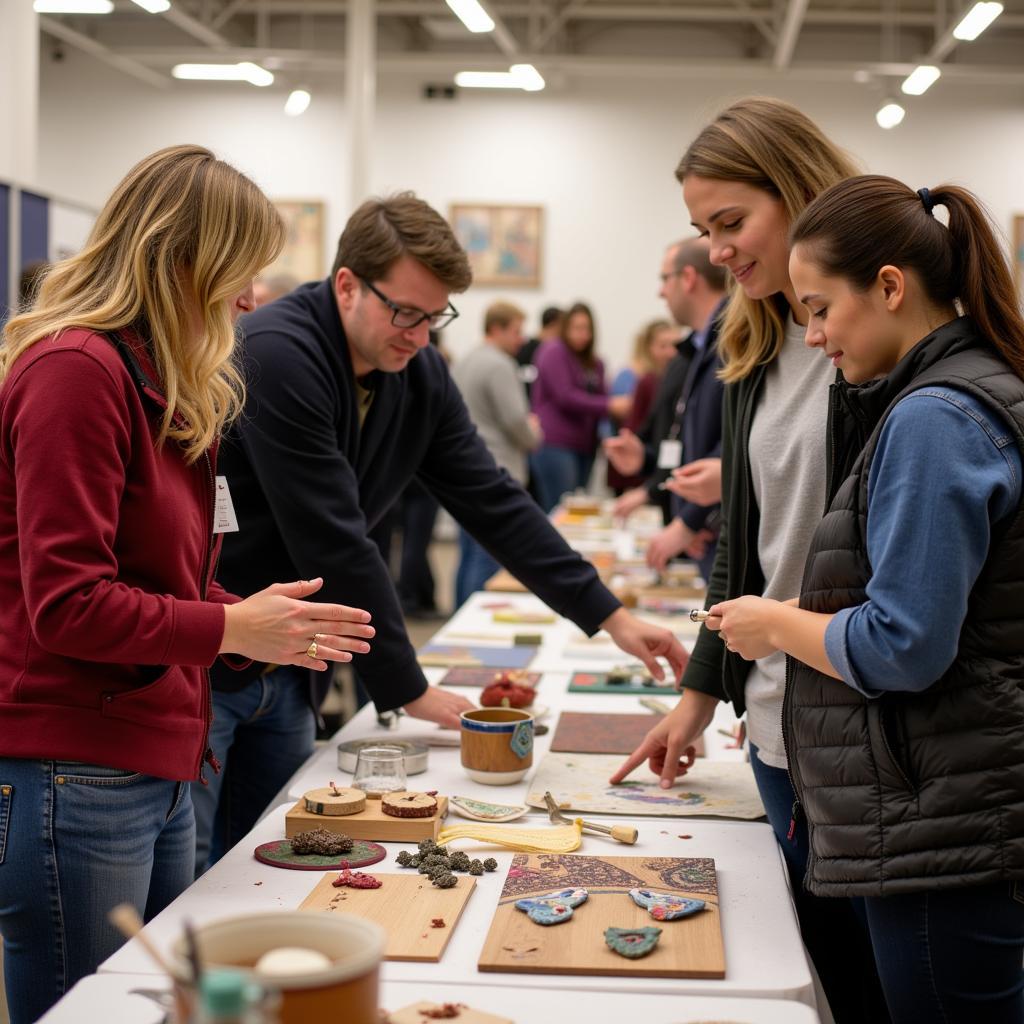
[{"xmin": 357, "ymin": 275, "xmax": 459, "ymax": 331}]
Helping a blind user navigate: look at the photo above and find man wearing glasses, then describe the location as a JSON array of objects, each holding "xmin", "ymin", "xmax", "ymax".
[{"xmin": 193, "ymin": 193, "xmax": 688, "ymax": 873}]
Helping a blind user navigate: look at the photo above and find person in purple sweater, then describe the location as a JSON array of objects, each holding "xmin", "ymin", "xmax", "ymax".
[{"xmin": 530, "ymin": 302, "xmax": 631, "ymax": 510}]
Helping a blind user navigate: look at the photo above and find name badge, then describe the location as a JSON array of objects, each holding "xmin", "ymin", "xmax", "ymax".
[
  {"xmin": 213, "ymin": 476, "xmax": 240, "ymax": 534},
  {"xmin": 657, "ymin": 439, "xmax": 683, "ymax": 470}
]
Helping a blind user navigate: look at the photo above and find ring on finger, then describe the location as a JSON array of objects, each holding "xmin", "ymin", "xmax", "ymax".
[{"xmin": 306, "ymin": 640, "xmax": 319, "ymax": 659}]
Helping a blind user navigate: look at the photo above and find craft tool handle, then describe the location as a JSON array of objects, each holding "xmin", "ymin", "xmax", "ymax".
[{"xmin": 582, "ymin": 820, "xmax": 638, "ymax": 844}]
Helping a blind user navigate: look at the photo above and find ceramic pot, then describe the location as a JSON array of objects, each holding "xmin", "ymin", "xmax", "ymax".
[
  {"xmin": 172, "ymin": 911, "xmax": 384, "ymax": 1024},
  {"xmin": 460, "ymin": 707, "xmax": 534, "ymax": 785}
]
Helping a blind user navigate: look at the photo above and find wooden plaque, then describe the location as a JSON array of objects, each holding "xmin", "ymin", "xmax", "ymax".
[
  {"xmin": 285, "ymin": 795, "xmax": 448, "ymax": 843},
  {"xmin": 478, "ymin": 853, "xmax": 724, "ymax": 979},
  {"xmin": 300, "ymin": 872, "xmax": 475, "ymax": 962}
]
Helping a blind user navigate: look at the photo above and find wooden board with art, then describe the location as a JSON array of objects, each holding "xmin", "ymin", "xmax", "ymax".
[
  {"xmin": 477, "ymin": 853, "xmax": 724, "ymax": 978},
  {"xmin": 526, "ymin": 753, "xmax": 764, "ymax": 820}
]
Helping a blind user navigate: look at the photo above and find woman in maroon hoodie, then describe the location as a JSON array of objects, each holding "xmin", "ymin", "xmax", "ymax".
[{"xmin": 0, "ymin": 145, "xmax": 375, "ymax": 1023}]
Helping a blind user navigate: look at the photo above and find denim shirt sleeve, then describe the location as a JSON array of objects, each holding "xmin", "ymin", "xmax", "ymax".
[{"xmin": 825, "ymin": 387, "xmax": 1022, "ymax": 697}]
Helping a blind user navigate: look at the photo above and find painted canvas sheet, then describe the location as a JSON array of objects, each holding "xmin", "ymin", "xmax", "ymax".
[
  {"xmin": 417, "ymin": 644, "xmax": 537, "ymax": 669},
  {"xmin": 526, "ymin": 752, "xmax": 764, "ymax": 820},
  {"xmin": 439, "ymin": 667, "xmax": 542, "ymax": 688},
  {"xmin": 567, "ymin": 670, "xmax": 676, "ymax": 695}
]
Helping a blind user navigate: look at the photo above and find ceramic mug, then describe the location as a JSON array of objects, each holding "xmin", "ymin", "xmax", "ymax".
[
  {"xmin": 460, "ymin": 707, "xmax": 534, "ymax": 785},
  {"xmin": 172, "ymin": 911, "xmax": 385, "ymax": 1024}
]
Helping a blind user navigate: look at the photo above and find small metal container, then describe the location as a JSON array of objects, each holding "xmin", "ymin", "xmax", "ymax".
[{"xmin": 337, "ymin": 738, "xmax": 429, "ymax": 776}]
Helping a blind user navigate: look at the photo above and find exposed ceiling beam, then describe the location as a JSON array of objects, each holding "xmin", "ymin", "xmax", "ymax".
[
  {"xmin": 115, "ymin": 46, "xmax": 1024, "ymax": 87},
  {"xmin": 160, "ymin": 3, "xmax": 232, "ymax": 48},
  {"xmin": 531, "ymin": 0, "xmax": 589, "ymax": 52},
  {"xmin": 488, "ymin": 7, "xmax": 521, "ymax": 57},
  {"xmin": 143, "ymin": 1, "xmax": 1024, "ymax": 32},
  {"xmin": 773, "ymin": 0, "xmax": 809, "ymax": 69},
  {"xmin": 39, "ymin": 16, "xmax": 168, "ymax": 87}
]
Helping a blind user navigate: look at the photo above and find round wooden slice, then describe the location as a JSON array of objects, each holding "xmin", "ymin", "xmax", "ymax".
[
  {"xmin": 381, "ymin": 791, "xmax": 438, "ymax": 818},
  {"xmin": 303, "ymin": 786, "xmax": 366, "ymax": 816},
  {"xmin": 253, "ymin": 839, "xmax": 385, "ymax": 871}
]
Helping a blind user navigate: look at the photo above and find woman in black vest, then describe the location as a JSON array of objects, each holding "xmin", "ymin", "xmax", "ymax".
[
  {"xmin": 611, "ymin": 98, "xmax": 888, "ymax": 1024},
  {"xmin": 709, "ymin": 175, "xmax": 1024, "ymax": 1022}
]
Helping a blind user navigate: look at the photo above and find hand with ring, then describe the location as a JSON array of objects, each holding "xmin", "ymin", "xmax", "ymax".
[{"xmin": 220, "ymin": 577, "xmax": 376, "ymax": 671}]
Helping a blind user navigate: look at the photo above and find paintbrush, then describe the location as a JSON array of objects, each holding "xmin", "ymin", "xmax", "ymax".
[
  {"xmin": 108, "ymin": 904, "xmax": 183, "ymax": 979},
  {"xmin": 183, "ymin": 918, "xmax": 203, "ymax": 987}
]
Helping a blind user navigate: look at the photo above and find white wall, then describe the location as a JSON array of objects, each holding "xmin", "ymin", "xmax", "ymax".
[{"xmin": 36, "ymin": 50, "xmax": 1024, "ymax": 368}]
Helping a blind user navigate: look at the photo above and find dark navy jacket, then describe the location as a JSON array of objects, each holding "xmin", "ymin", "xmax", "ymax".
[
  {"xmin": 211, "ymin": 279, "xmax": 620, "ymax": 710},
  {"xmin": 670, "ymin": 303, "xmax": 725, "ymax": 535}
]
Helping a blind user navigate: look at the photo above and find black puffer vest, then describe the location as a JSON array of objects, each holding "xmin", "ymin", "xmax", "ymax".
[{"xmin": 786, "ymin": 317, "xmax": 1024, "ymax": 898}]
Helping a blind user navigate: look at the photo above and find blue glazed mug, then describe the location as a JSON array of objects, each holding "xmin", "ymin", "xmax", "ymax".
[{"xmin": 460, "ymin": 707, "xmax": 534, "ymax": 785}]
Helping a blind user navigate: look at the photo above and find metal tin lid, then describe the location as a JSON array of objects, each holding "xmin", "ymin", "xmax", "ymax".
[{"xmin": 336, "ymin": 738, "xmax": 429, "ymax": 775}]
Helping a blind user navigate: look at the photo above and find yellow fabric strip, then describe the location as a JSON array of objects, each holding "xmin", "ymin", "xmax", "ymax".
[{"xmin": 436, "ymin": 819, "xmax": 583, "ymax": 853}]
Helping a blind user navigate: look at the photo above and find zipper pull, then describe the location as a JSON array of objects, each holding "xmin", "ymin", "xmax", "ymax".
[
  {"xmin": 205, "ymin": 747, "xmax": 222, "ymax": 774},
  {"xmin": 787, "ymin": 799, "xmax": 801, "ymax": 842}
]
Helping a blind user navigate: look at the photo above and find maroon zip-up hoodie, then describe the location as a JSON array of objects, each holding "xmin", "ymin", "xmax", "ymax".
[{"xmin": 0, "ymin": 329, "xmax": 238, "ymax": 781}]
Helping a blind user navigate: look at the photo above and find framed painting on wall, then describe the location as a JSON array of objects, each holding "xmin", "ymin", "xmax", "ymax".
[
  {"xmin": 450, "ymin": 203, "xmax": 543, "ymax": 287},
  {"xmin": 1015, "ymin": 215, "xmax": 1024, "ymax": 296},
  {"xmin": 266, "ymin": 199, "xmax": 325, "ymax": 282}
]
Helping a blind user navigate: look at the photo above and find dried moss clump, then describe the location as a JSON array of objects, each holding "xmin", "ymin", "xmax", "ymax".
[{"xmin": 290, "ymin": 828, "xmax": 354, "ymax": 855}]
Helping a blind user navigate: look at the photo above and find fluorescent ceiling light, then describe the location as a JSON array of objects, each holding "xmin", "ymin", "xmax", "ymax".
[
  {"xmin": 33, "ymin": 0, "xmax": 112, "ymax": 12},
  {"xmin": 876, "ymin": 101, "xmax": 906, "ymax": 129},
  {"xmin": 129, "ymin": 0, "xmax": 170, "ymax": 11},
  {"xmin": 446, "ymin": 0, "xmax": 494, "ymax": 33},
  {"xmin": 901, "ymin": 65, "xmax": 941, "ymax": 95},
  {"xmin": 953, "ymin": 2, "xmax": 1003, "ymax": 40},
  {"xmin": 510, "ymin": 63, "xmax": 545, "ymax": 91},
  {"xmin": 455, "ymin": 63, "xmax": 545, "ymax": 92},
  {"xmin": 172, "ymin": 62, "xmax": 274, "ymax": 86},
  {"xmin": 284, "ymin": 89, "xmax": 311, "ymax": 116}
]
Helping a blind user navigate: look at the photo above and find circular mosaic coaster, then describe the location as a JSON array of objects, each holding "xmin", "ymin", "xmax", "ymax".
[{"xmin": 253, "ymin": 839, "xmax": 386, "ymax": 871}]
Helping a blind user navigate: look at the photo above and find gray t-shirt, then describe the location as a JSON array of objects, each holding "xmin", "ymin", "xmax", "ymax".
[
  {"xmin": 452, "ymin": 342, "xmax": 537, "ymax": 484},
  {"xmin": 744, "ymin": 315, "xmax": 833, "ymax": 769}
]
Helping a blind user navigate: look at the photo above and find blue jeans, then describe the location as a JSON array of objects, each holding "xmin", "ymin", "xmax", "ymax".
[
  {"xmin": 192, "ymin": 665, "xmax": 316, "ymax": 874},
  {"xmin": 864, "ymin": 876, "xmax": 1024, "ymax": 1022},
  {"xmin": 0, "ymin": 758, "xmax": 194, "ymax": 1024},
  {"xmin": 455, "ymin": 528, "xmax": 500, "ymax": 608},
  {"xmin": 749, "ymin": 744, "xmax": 890, "ymax": 1024},
  {"xmin": 530, "ymin": 446, "xmax": 595, "ymax": 513}
]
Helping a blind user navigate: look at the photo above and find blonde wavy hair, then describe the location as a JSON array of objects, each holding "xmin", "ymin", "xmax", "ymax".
[
  {"xmin": 1, "ymin": 144, "xmax": 283, "ymax": 462},
  {"xmin": 675, "ymin": 98, "xmax": 859, "ymax": 382}
]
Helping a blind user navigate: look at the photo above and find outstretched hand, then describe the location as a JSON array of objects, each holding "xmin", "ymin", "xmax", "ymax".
[
  {"xmin": 609, "ymin": 689, "xmax": 719, "ymax": 788},
  {"xmin": 601, "ymin": 607, "xmax": 688, "ymax": 686},
  {"xmin": 220, "ymin": 577, "xmax": 374, "ymax": 671}
]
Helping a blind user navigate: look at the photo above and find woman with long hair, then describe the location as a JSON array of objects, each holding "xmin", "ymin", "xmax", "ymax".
[
  {"xmin": 0, "ymin": 145, "xmax": 374, "ymax": 1022},
  {"xmin": 708, "ymin": 175, "xmax": 1024, "ymax": 1022},
  {"xmin": 611, "ymin": 99, "xmax": 888, "ymax": 1023},
  {"xmin": 531, "ymin": 301, "xmax": 630, "ymax": 510}
]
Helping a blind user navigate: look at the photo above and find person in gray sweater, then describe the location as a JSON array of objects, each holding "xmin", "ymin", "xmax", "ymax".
[{"xmin": 452, "ymin": 301, "xmax": 542, "ymax": 604}]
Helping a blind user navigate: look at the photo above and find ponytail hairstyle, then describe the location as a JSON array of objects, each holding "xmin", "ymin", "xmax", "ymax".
[
  {"xmin": 675, "ymin": 97, "xmax": 859, "ymax": 382},
  {"xmin": 790, "ymin": 175, "xmax": 1024, "ymax": 379},
  {"xmin": 2, "ymin": 145, "xmax": 285, "ymax": 463}
]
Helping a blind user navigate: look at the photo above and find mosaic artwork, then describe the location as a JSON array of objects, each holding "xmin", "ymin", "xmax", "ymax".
[{"xmin": 526, "ymin": 753, "xmax": 765, "ymax": 820}]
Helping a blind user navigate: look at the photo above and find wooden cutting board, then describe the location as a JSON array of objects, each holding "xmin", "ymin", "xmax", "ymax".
[
  {"xmin": 478, "ymin": 853, "xmax": 724, "ymax": 979},
  {"xmin": 285, "ymin": 796, "xmax": 449, "ymax": 843},
  {"xmin": 550, "ymin": 712, "xmax": 704, "ymax": 757},
  {"xmin": 299, "ymin": 872, "xmax": 475, "ymax": 962}
]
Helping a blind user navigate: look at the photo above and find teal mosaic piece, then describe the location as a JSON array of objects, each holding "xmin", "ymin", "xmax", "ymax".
[{"xmin": 604, "ymin": 926, "xmax": 662, "ymax": 959}]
